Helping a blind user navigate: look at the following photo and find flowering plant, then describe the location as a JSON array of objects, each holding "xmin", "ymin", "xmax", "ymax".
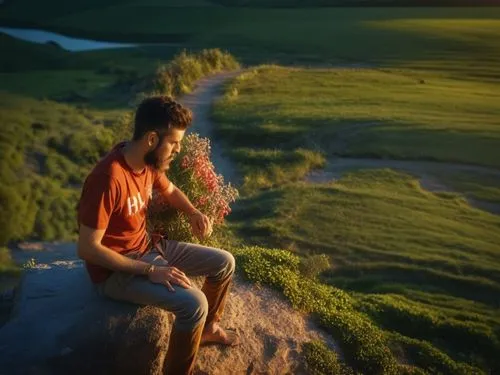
[{"xmin": 147, "ymin": 133, "xmax": 238, "ymax": 244}]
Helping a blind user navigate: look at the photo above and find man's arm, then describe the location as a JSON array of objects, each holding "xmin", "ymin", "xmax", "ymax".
[
  {"xmin": 159, "ymin": 182, "xmax": 212, "ymax": 240},
  {"xmin": 77, "ymin": 224, "xmax": 192, "ymax": 290},
  {"xmin": 77, "ymin": 224, "xmax": 151, "ymax": 275},
  {"xmin": 160, "ymin": 181, "xmax": 198, "ymax": 216}
]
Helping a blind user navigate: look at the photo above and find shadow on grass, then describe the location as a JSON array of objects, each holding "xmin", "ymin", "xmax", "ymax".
[{"xmin": 324, "ymin": 264, "xmax": 500, "ymax": 308}]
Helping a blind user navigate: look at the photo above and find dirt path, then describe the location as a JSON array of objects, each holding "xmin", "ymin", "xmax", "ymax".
[
  {"xmin": 180, "ymin": 71, "xmax": 242, "ymax": 186},
  {"xmin": 307, "ymin": 121, "xmax": 500, "ymax": 216},
  {"xmin": 306, "ymin": 157, "xmax": 500, "ymax": 215},
  {"xmin": 179, "ymin": 73, "xmax": 500, "ymax": 216}
]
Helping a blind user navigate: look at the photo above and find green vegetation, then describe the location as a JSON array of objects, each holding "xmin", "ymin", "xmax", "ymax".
[
  {"xmin": 229, "ymin": 147, "xmax": 326, "ymax": 191},
  {"xmin": 228, "ymin": 169, "xmax": 500, "ymax": 372},
  {"xmin": 0, "ymin": 248, "xmax": 20, "ymax": 278},
  {"xmin": 152, "ymin": 49, "xmax": 239, "ymax": 96},
  {"xmin": 0, "ymin": 42, "xmax": 239, "ymax": 247},
  {"xmin": 215, "ymin": 65, "xmax": 500, "ymax": 170},
  {"xmin": 3, "ymin": 6, "xmax": 500, "ymax": 69},
  {"xmin": 0, "ymin": 93, "xmax": 116, "ymax": 244},
  {"xmin": 230, "ymin": 155, "xmax": 499, "ymax": 361},
  {"xmin": 0, "ymin": 248, "xmax": 21, "ymax": 327},
  {"xmin": 0, "ymin": 0, "xmax": 491, "ymax": 24},
  {"xmin": 0, "ymin": 33, "xmax": 182, "ymax": 75},
  {"xmin": 210, "ymin": 16, "xmax": 500, "ymax": 373},
  {"xmin": 303, "ymin": 340, "xmax": 352, "ymax": 375},
  {"xmin": 2, "ymin": 4, "xmax": 500, "ymax": 373},
  {"xmin": 437, "ymin": 172, "xmax": 500, "ymax": 203},
  {"xmin": 233, "ymin": 245, "xmax": 488, "ymax": 374}
]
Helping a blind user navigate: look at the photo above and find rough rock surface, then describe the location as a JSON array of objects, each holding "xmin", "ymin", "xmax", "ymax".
[{"xmin": 0, "ymin": 243, "xmax": 337, "ymax": 375}]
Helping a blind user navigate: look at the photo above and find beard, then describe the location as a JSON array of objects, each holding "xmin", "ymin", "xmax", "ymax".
[
  {"xmin": 144, "ymin": 148, "xmax": 163, "ymax": 171},
  {"xmin": 144, "ymin": 148, "xmax": 176, "ymax": 171}
]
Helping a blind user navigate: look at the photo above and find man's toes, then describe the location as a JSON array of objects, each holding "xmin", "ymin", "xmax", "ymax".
[{"xmin": 225, "ymin": 329, "xmax": 240, "ymax": 346}]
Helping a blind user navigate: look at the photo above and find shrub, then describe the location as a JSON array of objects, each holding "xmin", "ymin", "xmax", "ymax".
[
  {"xmin": 31, "ymin": 177, "xmax": 80, "ymax": 241},
  {"xmin": 0, "ymin": 247, "xmax": 20, "ymax": 275},
  {"xmin": 0, "ymin": 247, "xmax": 21, "ymax": 294},
  {"xmin": 153, "ymin": 49, "xmax": 239, "ymax": 97},
  {"xmin": 300, "ymin": 254, "xmax": 331, "ymax": 279},
  {"xmin": 148, "ymin": 134, "xmax": 238, "ymax": 245},
  {"xmin": 0, "ymin": 183, "xmax": 36, "ymax": 245},
  {"xmin": 303, "ymin": 340, "xmax": 352, "ymax": 375}
]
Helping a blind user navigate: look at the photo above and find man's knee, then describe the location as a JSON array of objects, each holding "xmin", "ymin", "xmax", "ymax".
[
  {"xmin": 174, "ymin": 288, "xmax": 208, "ymax": 329},
  {"xmin": 220, "ymin": 250, "xmax": 235, "ymax": 277}
]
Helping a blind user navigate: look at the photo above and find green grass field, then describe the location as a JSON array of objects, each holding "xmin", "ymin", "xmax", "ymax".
[
  {"xmin": 213, "ymin": 64, "xmax": 500, "ymax": 194},
  {"xmin": 228, "ymin": 169, "xmax": 500, "ymax": 373},
  {"xmin": 209, "ymin": 14, "xmax": 500, "ymax": 374}
]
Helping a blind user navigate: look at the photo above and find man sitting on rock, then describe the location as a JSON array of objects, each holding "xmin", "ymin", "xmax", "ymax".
[{"xmin": 76, "ymin": 95, "xmax": 239, "ymax": 375}]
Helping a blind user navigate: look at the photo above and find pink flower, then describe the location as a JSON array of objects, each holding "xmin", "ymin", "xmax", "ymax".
[{"xmin": 180, "ymin": 156, "xmax": 190, "ymax": 169}]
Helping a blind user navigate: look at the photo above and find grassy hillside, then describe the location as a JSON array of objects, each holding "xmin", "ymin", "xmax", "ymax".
[
  {"xmin": 210, "ymin": 14, "xmax": 500, "ymax": 373},
  {"xmin": 0, "ymin": 32, "xmax": 182, "ymax": 78},
  {"xmin": 213, "ymin": 65, "xmax": 500, "ymax": 193},
  {"xmin": 0, "ymin": 92, "xmax": 122, "ymax": 243},
  {"xmin": 0, "ymin": 34, "xmax": 238, "ymax": 246},
  {"xmin": 229, "ymin": 170, "xmax": 500, "ymax": 372}
]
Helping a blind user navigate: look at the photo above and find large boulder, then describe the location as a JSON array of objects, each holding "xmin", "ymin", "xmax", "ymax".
[
  {"xmin": 0, "ymin": 252, "xmax": 174, "ymax": 375},
  {"xmin": 0, "ymin": 243, "xmax": 338, "ymax": 374}
]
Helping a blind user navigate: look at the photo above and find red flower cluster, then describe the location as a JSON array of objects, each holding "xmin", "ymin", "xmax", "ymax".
[
  {"xmin": 147, "ymin": 134, "xmax": 238, "ymax": 242},
  {"xmin": 177, "ymin": 134, "xmax": 238, "ymax": 224}
]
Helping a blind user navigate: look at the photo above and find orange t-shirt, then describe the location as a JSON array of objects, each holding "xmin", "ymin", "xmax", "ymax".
[{"xmin": 77, "ymin": 142, "xmax": 171, "ymax": 283}]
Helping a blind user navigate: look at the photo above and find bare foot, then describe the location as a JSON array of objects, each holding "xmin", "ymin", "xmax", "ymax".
[{"xmin": 200, "ymin": 325, "xmax": 240, "ymax": 347}]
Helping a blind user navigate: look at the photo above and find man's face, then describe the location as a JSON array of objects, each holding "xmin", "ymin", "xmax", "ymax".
[{"xmin": 144, "ymin": 128, "xmax": 186, "ymax": 172}]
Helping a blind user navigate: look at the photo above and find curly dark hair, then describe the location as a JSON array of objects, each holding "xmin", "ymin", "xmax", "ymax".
[{"xmin": 133, "ymin": 95, "xmax": 193, "ymax": 140}]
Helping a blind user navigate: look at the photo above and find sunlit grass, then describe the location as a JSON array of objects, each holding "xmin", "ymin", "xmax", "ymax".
[
  {"xmin": 214, "ymin": 65, "xmax": 500, "ymax": 169},
  {"xmin": 228, "ymin": 169, "xmax": 500, "ymax": 371}
]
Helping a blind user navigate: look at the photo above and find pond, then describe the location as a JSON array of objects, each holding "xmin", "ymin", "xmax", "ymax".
[{"xmin": 0, "ymin": 26, "xmax": 139, "ymax": 51}]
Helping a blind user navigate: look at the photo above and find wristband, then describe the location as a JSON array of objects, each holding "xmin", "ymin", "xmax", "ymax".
[{"xmin": 144, "ymin": 264, "xmax": 155, "ymax": 276}]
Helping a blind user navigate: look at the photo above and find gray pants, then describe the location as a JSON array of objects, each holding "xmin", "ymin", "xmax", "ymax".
[{"xmin": 98, "ymin": 239, "xmax": 236, "ymax": 331}]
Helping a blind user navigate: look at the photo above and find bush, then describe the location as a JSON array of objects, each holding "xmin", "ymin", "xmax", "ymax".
[
  {"xmin": 31, "ymin": 177, "xmax": 80, "ymax": 241},
  {"xmin": 0, "ymin": 247, "xmax": 20, "ymax": 275},
  {"xmin": 153, "ymin": 49, "xmax": 239, "ymax": 97},
  {"xmin": 300, "ymin": 254, "xmax": 331, "ymax": 279},
  {"xmin": 49, "ymin": 128, "xmax": 115, "ymax": 165},
  {"xmin": 148, "ymin": 134, "xmax": 238, "ymax": 245},
  {"xmin": 0, "ymin": 183, "xmax": 36, "ymax": 246},
  {"xmin": 303, "ymin": 340, "xmax": 352, "ymax": 375},
  {"xmin": 0, "ymin": 247, "xmax": 21, "ymax": 294}
]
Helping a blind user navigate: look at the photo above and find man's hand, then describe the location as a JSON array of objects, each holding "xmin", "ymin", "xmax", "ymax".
[
  {"xmin": 148, "ymin": 266, "xmax": 192, "ymax": 292},
  {"xmin": 189, "ymin": 209, "xmax": 213, "ymax": 240}
]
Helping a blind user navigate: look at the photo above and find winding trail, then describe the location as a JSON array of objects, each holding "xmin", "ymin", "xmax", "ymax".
[
  {"xmin": 306, "ymin": 155, "xmax": 500, "ymax": 215},
  {"xmin": 185, "ymin": 72, "xmax": 500, "ymax": 215},
  {"xmin": 180, "ymin": 71, "xmax": 241, "ymax": 186}
]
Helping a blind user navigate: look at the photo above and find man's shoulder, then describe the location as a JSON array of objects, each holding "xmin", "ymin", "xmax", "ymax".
[{"xmin": 86, "ymin": 143, "xmax": 127, "ymax": 184}]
